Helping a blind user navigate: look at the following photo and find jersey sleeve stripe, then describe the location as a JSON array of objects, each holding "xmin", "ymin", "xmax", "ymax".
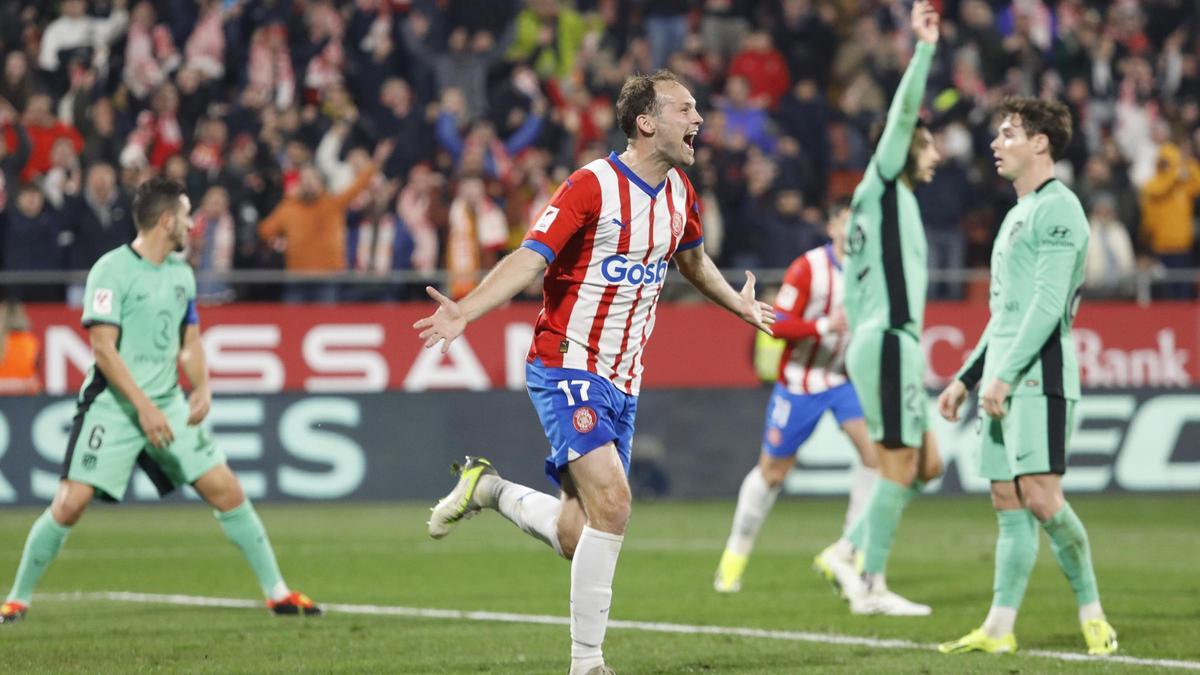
[
  {"xmin": 183, "ymin": 300, "xmax": 199, "ymax": 326},
  {"xmin": 675, "ymin": 236, "xmax": 703, "ymax": 252},
  {"xmin": 521, "ymin": 239, "xmax": 556, "ymax": 263}
]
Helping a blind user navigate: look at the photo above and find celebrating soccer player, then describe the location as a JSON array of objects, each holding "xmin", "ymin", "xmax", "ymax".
[
  {"xmin": 713, "ymin": 200, "xmax": 880, "ymax": 595},
  {"xmin": 0, "ymin": 179, "xmax": 320, "ymax": 625},
  {"xmin": 936, "ymin": 98, "xmax": 1118, "ymax": 657},
  {"xmin": 416, "ymin": 71, "xmax": 774, "ymax": 674},
  {"xmin": 838, "ymin": 0, "xmax": 945, "ymax": 616}
]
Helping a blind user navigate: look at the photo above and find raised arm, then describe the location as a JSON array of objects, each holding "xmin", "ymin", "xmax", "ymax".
[{"xmin": 874, "ymin": 2, "xmax": 938, "ymax": 181}]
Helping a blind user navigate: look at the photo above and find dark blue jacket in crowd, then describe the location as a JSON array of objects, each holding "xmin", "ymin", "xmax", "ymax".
[
  {"xmin": 63, "ymin": 193, "xmax": 137, "ymax": 270},
  {"xmin": 2, "ymin": 207, "xmax": 65, "ymax": 272}
]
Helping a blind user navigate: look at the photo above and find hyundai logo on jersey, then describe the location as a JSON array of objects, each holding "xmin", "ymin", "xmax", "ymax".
[{"xmin": 600, "ymin": 256, "xmax": 669, "ymax": 285}]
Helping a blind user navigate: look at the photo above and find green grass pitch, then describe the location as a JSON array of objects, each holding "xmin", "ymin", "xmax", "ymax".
[{"xmin": 2, "ymin": 495, "xmax": 1198, "ymax": 673}]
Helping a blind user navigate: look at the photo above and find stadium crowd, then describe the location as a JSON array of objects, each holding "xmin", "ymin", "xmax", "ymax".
[{"xmin": 0, "ymin": 0, "xmax": 1197, "ymax": 303}]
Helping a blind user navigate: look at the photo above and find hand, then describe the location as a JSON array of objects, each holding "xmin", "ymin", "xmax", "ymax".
[
  {"xmin": 373, "ymin": 138, "xmax": 395, "ymax": 165},
  {"xmin": 911, "ymin": 0, "xmax": 939, "ymax": 45},
  {"xmin": 937, "ymin": 379, "xmax": 968, "ymax": 421},
  {"xmin": 980, "ymin": 379, "xmax": 1011, "ymax": 418},
  {"xmin": 137, "ymin": 403, "xmax": 175, "ymax": 448},
  {"xmin": 187, "ymin": 386, "xmax": 212, "ymax": 425},
  {"xmin": 414, "ymin": 286, "xmax": 468, "ymax": 353},
  {"xmin": 738, "ymin": 271, "xmax": 776, "ymax": 335},
  {"xmin": 826, "ymin": 306, "xmax": 848, "ymax": 333}
]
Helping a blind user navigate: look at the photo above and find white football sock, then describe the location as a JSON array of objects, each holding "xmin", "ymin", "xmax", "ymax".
[
  {"xmin": 1078, "ymin": 600, "xmax": 1105, "ymax": 623},
  {"xmin": 486, "ymin": 476, "xmax": 563, "ymax": 556},
  {"xmin": 844, "ymin": 464, "xmax": 878, "ymax": 534},
  {"xmin": 570, "ymin": 525, "xmax": 623, "ymax": 667},
  {"xmin": 832, "ymin": 537, "xmax": 855, "ymax": 559},
  {"xmin": 269, "ymin": 580, "xmax": 292, "ymax": 602},
  {"xmin": 725, "ymin": 467, "xmax": 781, "ymax": 556},
  {"xmin": 982, "ymin": 605, "xmax": 1017, "ymax": 638}
]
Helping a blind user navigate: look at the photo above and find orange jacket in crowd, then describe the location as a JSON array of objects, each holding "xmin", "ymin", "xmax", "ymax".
[
  {"xmin": 1140, "ymin": 143, "xmax": 1200, "ymax": 255},
  {"xmin": 0, "ymin": 330, "xmax": 41, "ymax": 395},
  {"xmin": 258, "ymin": 165, "xmax": 376, "ymax": 271}
]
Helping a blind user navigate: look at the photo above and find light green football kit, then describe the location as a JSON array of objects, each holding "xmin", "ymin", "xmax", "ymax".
[
  {"xmin": 5, "ymin": 247, "xmax": 297, "ymax": 612},
  {"xmin": 843, "ymin": 40, "xmax": 934, "ymax": 450},
  {"xmin": 945, "ymin": 177, "xmax": 1106, "ymax": 640},
  {"xmin": 956, "ymin": 178, "xmax": 1089, "ymax": 480},
  {"xmin": 65, "ymin": 244, "xmax": 223, "ymax": 501}
]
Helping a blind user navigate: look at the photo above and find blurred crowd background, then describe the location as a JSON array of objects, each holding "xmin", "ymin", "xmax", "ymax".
[{"xmin": 0, "ymin": 0, "xmax": 1198, "ymax": 306}]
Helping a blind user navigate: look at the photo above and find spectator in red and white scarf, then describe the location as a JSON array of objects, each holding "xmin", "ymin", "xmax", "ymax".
[
  {"xmin": 248, "ymin": 24, "xmax": 295, "ymax": 109},
  {"xmin": 190, "ymin": 185, "xmax": 237, "ymax": 301},
  {"xmin": 445, "ymin": 174, "xmax": 507, "ymax": 299},
  {"xmin": 303, "ymin": 2, "xmax": 346, "ymax": 98},
  {"xmin": 121, "ymin": 85, "xmax": 183, "ymax": 170},
  {"xmin": 123, "ymin": 1, "xmax": 180, "ymax": 100},
  {"xmin": 185, "ymin": 0, "xmax": 227, "ymax": 81},
  {"xmin": 397, "ymin": 164, "xmax": 445, "ymax": 275}
]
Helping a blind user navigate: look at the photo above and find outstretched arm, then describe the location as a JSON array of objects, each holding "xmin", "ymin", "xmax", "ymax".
[
  {"xmin": 674, "ymin": 246, "xmax": 774, "ymax": 334},
  {"xmin": 874, "ymin": 1, "xmax": 939, "ymax": 181},
  {"xmin": 414, "ymin": 247, "xmax": 548, "ymax": 352}
]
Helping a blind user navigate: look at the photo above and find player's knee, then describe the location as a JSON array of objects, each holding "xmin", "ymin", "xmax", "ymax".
[
  {"xmin": 589, "ymin": 486, "xmax": 631, "ymax": 534},
  {"xmin": 759, "ymin": 459, "xmax": 791, "ymax": 487},
  {"xmin": 51, "ymin": 496, "xmax": 88, "ymax": 526},
  {"xmin": 879, "ymin": 458, "xmax": 917, "ymax": 486},
  {"xmin": 1015, "ymin": 479, "xmax": 1062, "ymax": 520},
  {"xmin": 1020, "ymin": 491, "xmax": 1059, "ymax": 521},
  {"xmin": 990, "ymin": 489, "xmax": 1021, "ymax": 511},
  {"xmin": 918, "ymin": 454, "xmax": 944, "ymax": 482},
  {"xmin": 557, "ymin": 529, "xmax": 578, "ymax": 560},
  {"xmin": 51, "ymin": 481, "xmax": 93, "ymax": 526},
  {"xmin": 196, "ymin": 465, "xmax": 246, "ymax": 512}
]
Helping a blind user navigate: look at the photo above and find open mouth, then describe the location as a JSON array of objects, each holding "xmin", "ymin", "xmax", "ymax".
[{"xmin": 683, "ymin": 130, "xmax": 698, "ymax": 150}]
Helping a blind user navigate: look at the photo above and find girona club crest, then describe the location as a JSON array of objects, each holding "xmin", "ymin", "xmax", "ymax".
[
  {"xmin": 572, "ymin": 406, "xmax": 597, "ymax": 433},
  {"xmin": 670, "ymin": 211, "xmax": 685, "ymax": 238},
  {"xmin": 766, "ymin": 427, "xmax": 783, "ymax": 447}
]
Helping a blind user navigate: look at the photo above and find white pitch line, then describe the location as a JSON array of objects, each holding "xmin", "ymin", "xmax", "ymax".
[{"xmin": 39, "ymin": 591, "xmax": 1200, "ymax": 672}]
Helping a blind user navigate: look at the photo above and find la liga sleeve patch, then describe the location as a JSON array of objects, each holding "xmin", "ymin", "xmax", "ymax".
[
  {"xmin": 92, "ymin": 288, "xmax": 114, "ymax": 315},
  {"xmin": 533, "ymin": 205, "xmax": 560, "ymax": 233}
]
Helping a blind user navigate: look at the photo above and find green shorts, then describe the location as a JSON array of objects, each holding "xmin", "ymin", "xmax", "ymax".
[
  {"xmin": 977, "ymin": 396, "xmax": 1074, "ymax": 482},
  {"xmin": 845, "ymin": 329, "xmax": 928, "ymax": 449},
  {"xmin": 62, "ymin": 394, "xmax": 224, "ymax": 501}
]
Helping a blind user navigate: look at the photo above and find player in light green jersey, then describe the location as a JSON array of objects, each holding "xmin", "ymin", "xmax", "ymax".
[
  {"xmin": 833, "ymin": 1, "xmax": 945, "ymax": 617},
  {"xmin": 1, "ymin": 178, "xmax": 320, "ymax": 624},
  {"xmin": 936, "ymin": 98, "xmax": 1117, "ymax": 656}
]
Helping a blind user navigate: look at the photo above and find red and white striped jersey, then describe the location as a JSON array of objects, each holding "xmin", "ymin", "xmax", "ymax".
[
  {"xmin": 771, "ymin": 244, "xmax": 848, "ymax": 394},
  {"xmin": 521, "ymin": 152, "xmax": 704, "ymax": 395}
]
